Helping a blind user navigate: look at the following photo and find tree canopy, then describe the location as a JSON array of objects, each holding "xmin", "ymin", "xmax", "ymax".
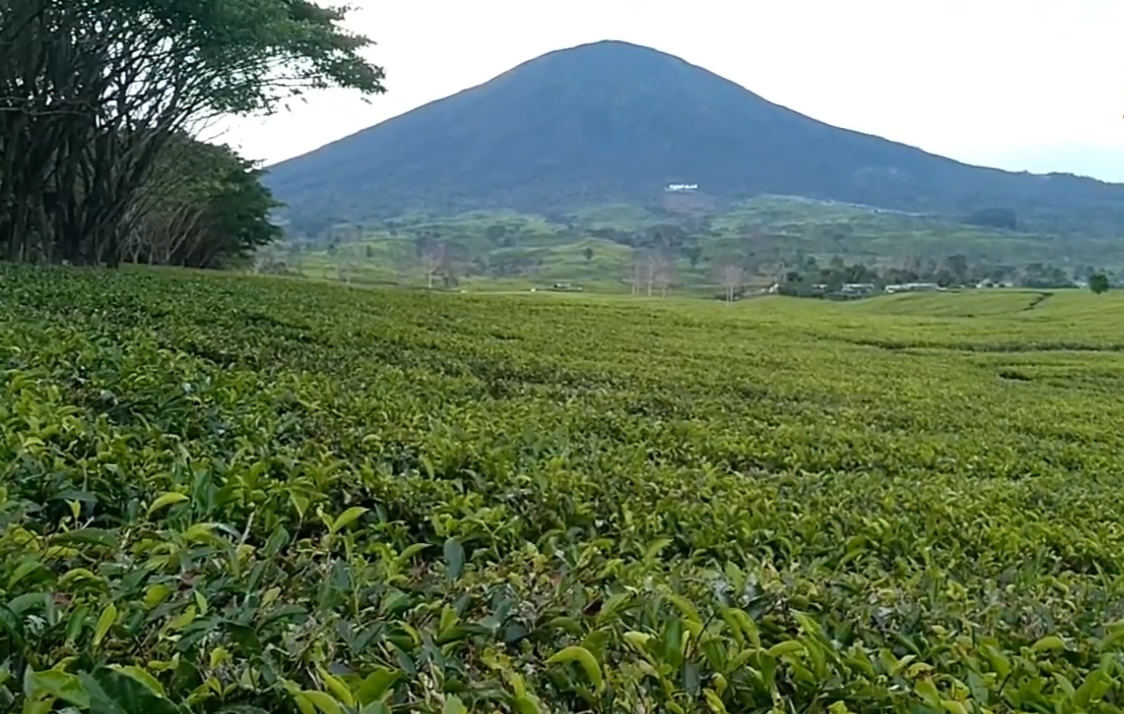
[
  {"xmin": 1090, "ymin": 273, "xmax": 1111, "ymax": 294},
  {"xmin": 124, "ymin": 135, "xmax": 283, "ymax": 268},
  {"xmin": 0, "ymin": 0, "xmax": 385, "ymax": 266}
]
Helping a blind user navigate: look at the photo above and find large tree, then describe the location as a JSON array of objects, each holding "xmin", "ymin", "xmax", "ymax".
[
  {"xmin": 0, "ymin": 0, "xmax": 384, "ymax": 266},
  {"xmin": 123, "ymin": 135, "xmax": 282, "ymax": 268}
]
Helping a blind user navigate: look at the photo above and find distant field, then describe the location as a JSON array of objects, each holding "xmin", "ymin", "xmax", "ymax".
[
  {"xmin": 277, "ymin": 196, "xmax": 1124, "ymax": 296},
  {"xmin": 4, "ymin": 266, "xmax": 1124, "ymax": 712},
  {"xmin": 276, "ymin": 235, "xmax": 742, "ymax": 296}
]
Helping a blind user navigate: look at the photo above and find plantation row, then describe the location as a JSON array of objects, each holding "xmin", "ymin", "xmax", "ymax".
[{"xmin": 3, "ymin": 266, "xmax": 1124, "ymax": 712}]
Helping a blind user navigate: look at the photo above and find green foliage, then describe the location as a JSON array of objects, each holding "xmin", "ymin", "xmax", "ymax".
[
  {"xmin": 129, "ymin": 136, "xmax": 282, "ymax": 268},
  {"xmin": 0, "ymin": 0, "xmax": 383, "ymax": 266},
  {"xmin": 139, "ymin": 0, "xmax": 385, "ymax": 112},
  {"xmin": 5, "ymin": 266, "xmax": 1124, "ymax": 712},
  {"xmin": 1090, "ymin": 273, "xmax": 1111, "ymax": 294}
]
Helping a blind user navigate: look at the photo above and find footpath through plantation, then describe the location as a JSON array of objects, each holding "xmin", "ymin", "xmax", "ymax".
[{"xmin": 4, "ymin": 266, "xmax": 1124, "ymax": 713}]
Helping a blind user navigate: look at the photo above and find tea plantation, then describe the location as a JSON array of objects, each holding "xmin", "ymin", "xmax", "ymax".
[{"xmin": 4, "ymin": 265, "xmax": 1124, "ymax": 713}]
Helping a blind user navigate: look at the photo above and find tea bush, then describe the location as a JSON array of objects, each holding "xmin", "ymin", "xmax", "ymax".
[{"xmin": 4, "ymin": 266, "xmax": 1124, "ymax": 713}]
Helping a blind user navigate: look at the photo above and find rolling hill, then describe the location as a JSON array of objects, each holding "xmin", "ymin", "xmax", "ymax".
[{"xmin": 265, "ymin": 40, "xmax": 1124, "ymax": 239}]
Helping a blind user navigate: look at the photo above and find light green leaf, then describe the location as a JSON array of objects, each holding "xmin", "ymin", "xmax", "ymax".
[
  {"xmin": 1031, "ymin": 635, "xmax": 1066, "ymax": 654},
  {"xmin": 183, "ymin": 523, "xmax": 220, "ymax": 544},
  {"xmin": 330, "ymin": 507, "xmax": 368, "ymax": 533},
  {"xmin": 93, "ymin": 603, "xmax": 117, "ymax": 648},
  {"xmin": 915, "ymin": 678, "xmax": 941, "ymax": 709},
  {"xmin": 443, "ymin": 695, "xmax": 467, "ymax": 714},
  {"xmin": 143, "ymin": 584, "xmax": 172, "ymax": 610},
  {"xmin": 302, "ymin": 690, "xmax": 344, "ymax": 714},
  {"xmin": 193, "ymin": 589, "xmax": 209, "ymax": 617},
  {"xmin": 356, "ymin": 668, "xmax": 401, "ymax": 705},
  {"xmin": 315, "ymin": 665, "xmax": 354, "ymax": 708},
  {"xmin": 624, "ymin": 631, "xmax": 653, "ymax": 652},
  {"xmin": 704, "ymin": 689, "xmax": 729, "ymax": 714},
  {"xmin": 546, "ymin": 645, "xmax": 603, "ymax": 693},
  {"xmin": 643, "ymin": 537, "xmax": 672, "ymax": 561},
  {"xmin": 165, "ymin": 605, "xmax": 196, "ymax": 632},
  {"xmin": 22, "ymin": 696, "xmax": 52, "ymax": 714},
  {"xmin": 1075, "ymin": 670, "xmax": 1113, "ymax": 709},
  {"xmin": 766, "ymin": 640, "xmax": 803, "ymax": 658},
  {"xmin": 108, "ymin": 665, "xmax": 165, "ymax": 698},
  {"xmin": 146, "ymin": 492, "xmax": 189, "ymax": 516},
  {"xmin": 792, "ymin": 611, "xmax": 821, "ymax": 635},
  {"xmin": 666, "ymin": 593, "xmax": 702, "ymax": 624},
  {"xmin": 25, "ymin": 669, "xmax": 90, "ymax": 709},
  {"xmin": 396, "ymin": 543, "xmax": 430, "ymax": 561},
  {"xmin": 723, "ymin": 608, "xmax": 760, "ymax": 648},
  {"xmin": 512, "ymin": 696, "xmax": 543, "ymax": 714},
  {"xmin": 292, "ymin": 693, "xmax": 317, "ymax": 714}
]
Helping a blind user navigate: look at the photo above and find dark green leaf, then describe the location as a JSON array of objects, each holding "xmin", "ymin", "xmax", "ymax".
[
  {"xmin": 50, "ymin": 529, "xmax": 119, "ymax": 549},
  {"xmin": 443, "ymin": 537, "xmax": 465, "ymax": 581},
  {"xmin": 81, "ymin": 666, "xmax": 180, "ymax": 714}
]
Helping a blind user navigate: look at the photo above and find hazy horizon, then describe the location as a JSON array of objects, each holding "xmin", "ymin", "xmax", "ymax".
[{"xmin": 219, "ymin": 0, "xmax": 1124, "ymax": 182}]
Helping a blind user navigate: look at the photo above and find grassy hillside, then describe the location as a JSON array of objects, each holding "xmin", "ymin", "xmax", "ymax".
[
  {"xmin": 4, "ymin": 264, "xmax": 1124, "ymax": 711},
  {"xmin": 270, "ymin": 195, "xmax": 1124, "ymax": 294}
]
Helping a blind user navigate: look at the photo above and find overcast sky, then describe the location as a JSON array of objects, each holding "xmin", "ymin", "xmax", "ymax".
[{"xmin": 220, "ymin": 0, "xmax": 1124, "ymax": 182}]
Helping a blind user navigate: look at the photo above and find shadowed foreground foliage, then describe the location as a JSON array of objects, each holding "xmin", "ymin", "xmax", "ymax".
[{"xmin": 4, "ymin": 267, "xmax": 1124, "ymax": 712}]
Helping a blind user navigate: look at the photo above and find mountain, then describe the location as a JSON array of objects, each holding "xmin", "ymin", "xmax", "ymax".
[{"xmin": 265, "ymin": 40, "xmax": 1124, "ymax": 238}]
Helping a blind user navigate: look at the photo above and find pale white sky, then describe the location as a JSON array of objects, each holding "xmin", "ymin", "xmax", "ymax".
[{"xmin": 221, "ymin": 0, "xmax": 1124, "ymax": 181}]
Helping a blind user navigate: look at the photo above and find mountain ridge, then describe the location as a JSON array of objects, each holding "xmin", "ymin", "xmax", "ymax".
[{"xmin": 265, "ymin": 39, "xmax": 1124, "ymax": 238}]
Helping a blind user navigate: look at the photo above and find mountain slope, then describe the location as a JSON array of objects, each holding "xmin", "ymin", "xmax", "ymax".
[{"xmin": 266, "ymin": 40, "xmax": 1124, "ymax": 237}]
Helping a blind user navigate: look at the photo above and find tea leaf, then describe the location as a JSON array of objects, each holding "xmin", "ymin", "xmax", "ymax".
[
  {"xmin": 108, "ymin": 666, "xmax": 166, "ymax": 698},
  {"xmin": 330, "ymin": 507, "xmax": 368, "ymax": 534},
  {"xmin": 444, "ymin": 537, "xmax": 465, "ymax": 581},
  {"xmin": 24, "ymin": 670, "xmax": 89, "ymax": 709},
  {"xmin": 315, "ymin": 665, "xmax": 354, "ymax": 708},
  {"xmin": 546, "ymin": 646, "xmax": 603, "ymax": 692},
  {"xmin": 443, "ymin": 695, "xmax": 468, "ymax": 714},
  {"xmin": 767, "ymin": 641, "xmax": 804, "ymax": 658},
  {"xmin": 1031, "ymin": 635, "xmax": 1066, "ymax": 654},
  {"xmin": 93, "ymin": 603, "xmax": 117, "ymax": 648},
  {"xmin": 302, "ymin": 691, "xmax": 344, "ymax": 714},
  {"xmin": 356, "ymin": 669, "xmax": 401, "ymax": 705},
  {"xmin": 81, "ymin": 667, "xmax": 179, "ymax": 714},
  {"xmin": 146, "ymin": 492, "xmax": 189, "ymax": 516}
]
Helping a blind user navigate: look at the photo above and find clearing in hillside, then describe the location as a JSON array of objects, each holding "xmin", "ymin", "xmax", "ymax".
[{"xmin": 3, "ymin": 266, "xmax": 1124, "ymax": 712}]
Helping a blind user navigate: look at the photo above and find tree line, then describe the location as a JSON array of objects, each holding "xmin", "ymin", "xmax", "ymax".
[
  {"xmin": 0, "ymin": 0, "xmax": 383, "ymax": 269},
  {"xmin": 778, "ymin": 255, "xmax": 1114, "ymax": 297}
]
